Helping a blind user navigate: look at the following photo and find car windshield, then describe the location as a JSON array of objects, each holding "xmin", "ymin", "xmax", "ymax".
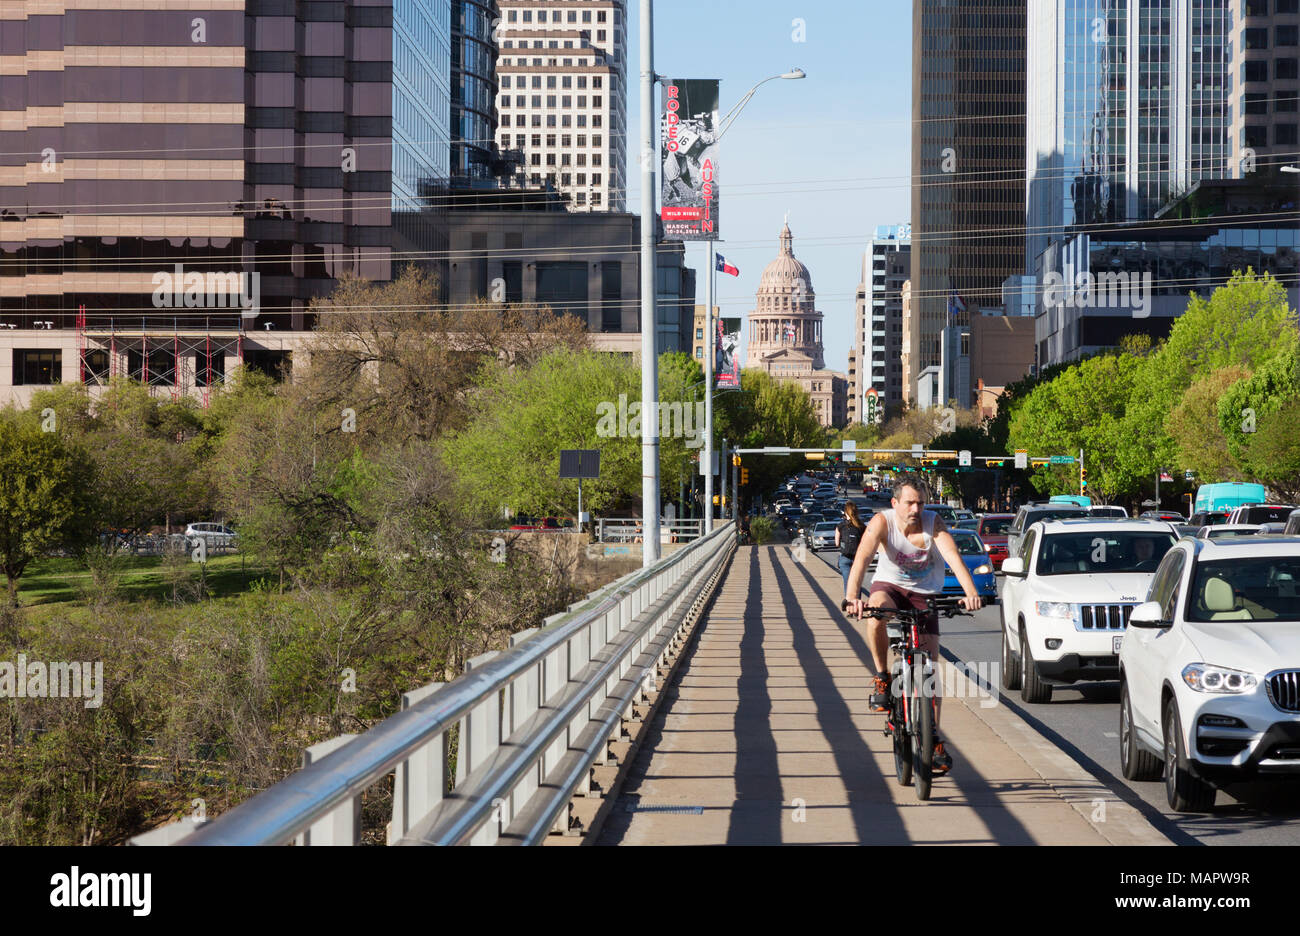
[
  {"xmin": 1188, "ymin": 557, "xmax": 1300, "ymax": 622},
  {"xmin": 1089, "ymin": 507, "xmax": 1127, "ymax": 518},
  {"xmin": 1030, "ymin": 509, "xmax": 1087, "ymax": 524},
  {"xmin": 1035, "ymin": 532, "xmax": 1176, "ymax": 575},
  {"xmin": 980, "ymin": 518, "xmax": 1012, "ymax": 535},
  {"xmin": 949, "ymin": 531, "xmax": 986, "ymax": 556},
  {"xmin": 814, "ymin": 522, "xmax": 838, "ymax": 532}
]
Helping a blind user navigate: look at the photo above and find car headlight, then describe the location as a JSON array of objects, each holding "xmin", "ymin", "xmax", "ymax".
[
  {"xmin": 1182, "ymin": 663, "xmax": 1257, "ymax": 694},
  {"xmin": 973, "ymin": 564, "xmax": 992, "ymax": 575},
  {"xmin": 1035, "ymin": 601, "xmax": 1076, "ymax": 620}
]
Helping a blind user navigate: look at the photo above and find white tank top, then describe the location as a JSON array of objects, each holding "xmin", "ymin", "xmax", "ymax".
[{"xmin": 872, "ymin": 509, "xmax": 946, "ymax": 594}]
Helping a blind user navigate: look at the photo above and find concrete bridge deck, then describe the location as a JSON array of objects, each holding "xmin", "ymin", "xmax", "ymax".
[{"xmin": 597, "ymin": 542, "xmax": 1170, "ymax": 846}]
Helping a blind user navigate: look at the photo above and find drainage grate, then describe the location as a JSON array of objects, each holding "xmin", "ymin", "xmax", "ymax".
[{"xmin": 623, "ymin": 802, "xmax": 704, "ymax": 815}]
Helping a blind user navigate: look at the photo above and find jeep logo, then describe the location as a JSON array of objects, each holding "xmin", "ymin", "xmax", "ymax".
[{"xmin": 1121, "ymin": 596, "xmax": 1136, "ymax": 602}]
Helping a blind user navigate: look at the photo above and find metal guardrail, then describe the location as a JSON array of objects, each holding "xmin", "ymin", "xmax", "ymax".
[
  {"xmin": 145, "ymin": 522, "xmax": 733, "ymax": 846},
  {"xmin": 596, "ymin": 517, "xmax": 705, "ymax": 543}
]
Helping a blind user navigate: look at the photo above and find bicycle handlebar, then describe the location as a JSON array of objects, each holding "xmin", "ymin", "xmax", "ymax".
[{"xmin": 839, "ymin": 599, "xmax": 973, "ymax": 619}]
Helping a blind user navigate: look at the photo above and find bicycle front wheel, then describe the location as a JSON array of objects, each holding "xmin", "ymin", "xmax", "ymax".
[
  {"xmin": 891, "ymin": 662, "xmax": 912, "ymax": 786},
  {"xmin": 912, "ymin": 664, "xmax": 934, "ymax": 801}
]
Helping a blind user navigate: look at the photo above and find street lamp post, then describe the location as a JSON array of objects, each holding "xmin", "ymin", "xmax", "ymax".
[
  {"xmin": 640, "ymin": 0, "xmax": 659, "ymax": 566},
  {"xmin": 701, "ymin": 69, "xmax": 804, "ymax": 533}
]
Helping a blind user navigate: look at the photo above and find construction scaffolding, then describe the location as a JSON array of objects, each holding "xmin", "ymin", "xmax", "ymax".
[{"xmin": 75, "ymin": 307, "xmax": 246, "ymax": 407}]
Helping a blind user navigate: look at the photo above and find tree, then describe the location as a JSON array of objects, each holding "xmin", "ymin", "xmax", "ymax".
[
  {"xmin": 0, "ymin": 412, "xmax": 96, "ymax": 605},
  {"xmin": 442, "ymin": 348, "xmax": 643, "ymax": 519},
  {"xmin": 303, "ymin": 266, "xmax": 590, "ymax": 445},
  {"xmin": 1118, "ymin": 270, "xmax": 1297, "ymax": 484},
  {"xmin": 1166, "ymin": 365, "xmax": 1252, "ymax": 483},
  {"xmin": 713, "ymin": 368, "xmax": 829, "ymax": 498}
]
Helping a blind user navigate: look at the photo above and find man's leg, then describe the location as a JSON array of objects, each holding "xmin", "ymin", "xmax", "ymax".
[{"xmin": 866, "ymin": 588, "xmax": 897, "ymax": 674}]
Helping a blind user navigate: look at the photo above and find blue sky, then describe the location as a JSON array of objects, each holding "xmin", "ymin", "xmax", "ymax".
[{"xmin": 625, "ymin": 0, "xmax": 913, "ymax": 374}]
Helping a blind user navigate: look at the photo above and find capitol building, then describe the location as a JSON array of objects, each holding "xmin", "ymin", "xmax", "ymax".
[{"xmin": 746, "ymin": 223, "xmax": 848, "ymax": 428}]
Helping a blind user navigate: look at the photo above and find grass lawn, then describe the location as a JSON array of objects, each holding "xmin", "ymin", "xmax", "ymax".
[{"xmin": 18, "ymin": 553, "xmax": 274, "ymax": 610}]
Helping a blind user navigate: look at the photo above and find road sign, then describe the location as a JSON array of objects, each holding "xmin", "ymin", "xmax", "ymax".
[
  {"xmin": 1048, "ymin": 455, "xmax": 1076, "ymax": 465},
  {"xmin": 958, "ymin": 450, "xmax": 972, "ymax": 467},
  {"xmin": 843, "ymin": 439, "xmax": 857, "ymax": 463},
  {"xmin": 1014, "ymin": 450, "xmax": 1028, "ymax": 469},
  {"xmin": 1142, "ymin": 499, "xmax": 1158, "ymax": 507},
  {"xmin": 911, "ymin": 443, "xmax": 924, "ymax": 459}
]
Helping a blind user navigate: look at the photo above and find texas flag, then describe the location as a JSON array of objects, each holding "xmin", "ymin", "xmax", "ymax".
[{"xmin": 716, "ymin": 254, "xmax": 740, "ymax": 277}]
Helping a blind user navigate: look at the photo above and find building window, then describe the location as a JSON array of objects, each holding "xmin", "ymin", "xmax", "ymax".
[
  {"xmin": 1280, "ymin": 25, "xmax": 1300, "ymax": 47},
  {"xmin": 501, "ymin": 76, "xmax": 511, "ymax": 89},
  {"xmin": 576, "ymin": 192, "xmax": 586, "ymax": 205},
  {"xmin": 576, "ymin": 172, "xmax": 586, "ymax": 183},
  {"xmin": 1245, "ymin": 92, "xmax": 1269, "ymax": 114},
  {"xmin": 13, "ymin": 349, "xmax": 60, "ymax": 385},
  {"xmin": 696, "ymin": 328, "xmax": 704, "ymax": 339},
  {"xmin": 1246, "ymin": 27, "xmax": 1269, "ymax": 49},
  {"xmin": 577, "ymin": 154, "xmax": 586, "ymax": 166},
  {"xmin": 562, "ymin": 77, "xmax": 572, "ymax": 89},
  {"xmin": 593, "ymin": 77, "xmax": 603, "ymax": 89},
  {"xmin": 546, "ymin": 153, "xmax": 556, "ymax": 166},
  {"xmin": 1243, "ymin": 60, "xmax": 1268, "ymax": 83},
  {"xmin": 546, "ymin": 95, "xmax": 556, "ymax": 107},
  {"xmin": 593, "ymin": 96, "xmax": 602, "ymax": 108},
  {"xmin": 515, "ymin": 134, "xmax": 526, "ymax": 147},
  {"xmin": 577, "ymin": 77, "xmax": 587, "ymax": 89},
  {"xmin": 1278, "ymin": 59, "xmax": 1299, "ymax": 79},
  {"xmin": 592, "ymin": 115, "xmax": 602, "ymax": 127},
  {"xmin": 547, "ymin": 76, "xmax": 557, "ymax": 89},
  {"xmin": 532, "ymin": 134, "xmax": 542, "ymax": 146},
  {"xmin": 1277, "ymin": 123, "xmax": 1299, "ymax": 145},
  {"xmin": 546, "ymin": 133, "xmax": 556, "ymax": 146}
]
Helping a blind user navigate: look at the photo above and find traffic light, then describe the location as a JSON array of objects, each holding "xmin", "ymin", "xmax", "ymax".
[
  {"xmin": 741, "ymin": 468, "xmax": 750, "ymax": 486},
  {"xmin": 1080, "ymin": 467, "xmax": 1088, "ymax": 492},
  {"xmin": 732, "ymin": 454, "xmax": 741, "ymax": 467}
]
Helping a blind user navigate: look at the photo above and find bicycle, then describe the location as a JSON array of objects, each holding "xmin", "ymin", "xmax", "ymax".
[{"xmin": 841, "ymin": 597, "xmax": 971, "ymax": 801}]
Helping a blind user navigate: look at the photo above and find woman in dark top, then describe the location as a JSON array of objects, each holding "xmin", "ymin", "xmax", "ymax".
[{"xmin": 835, "ymin": 501, "xmax": 868, "ymax": 596}]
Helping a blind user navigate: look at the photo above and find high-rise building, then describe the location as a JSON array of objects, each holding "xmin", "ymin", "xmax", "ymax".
[
  {"xmin": 1026, "ymin": 0, "xmax": 1231, "ymax": 273},
  {"xmin": 850, "ymin": 225, "xmax": 910, "ymax": 426},
  {"xmin": 451, "ymin": 0, "xmax": 500, "ymax": 181},
  {"xmin": 1228, "ymin": 0, "xmax": 1300, "ymax": 178},
  {"xmin": 494, "ymin": 0, "xmax": 627, "ymax": 211},
  {"xmin": 910, "ymin": 0, "xmax": 1026, "ymax": 409},
  {"xmin": 0, "ymin": 0, "xmax": 454, "ymax": 405}
]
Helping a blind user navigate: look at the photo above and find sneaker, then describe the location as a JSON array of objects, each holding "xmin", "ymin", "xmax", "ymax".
[
  {"xmin": 869, "ymin": 674, "xmax": 890, "ymax": 713},
  {"xmin": 933, "ymin": 740, "xmax": 952, "ymax": 775}
]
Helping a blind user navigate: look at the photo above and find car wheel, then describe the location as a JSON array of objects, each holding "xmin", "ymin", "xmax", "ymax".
[
  {"xmin": 1163, "ymin": 697, "xmax": 1215, "ymax": 812},
  {"xmin": 1000, "ymin": 611, "xmax": 1021, "ymax": 691},
  {"xmin": 1120, "ymin": 680, "xmax": 1162, "ymax": 781},
  {"xmin": 1019, "ymin": 623, "xmax": 1052, "ymax": 703}
]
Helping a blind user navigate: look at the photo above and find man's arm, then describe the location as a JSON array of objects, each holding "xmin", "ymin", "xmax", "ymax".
[
  {"xmin": 844, "ymin": 514, "xmax": 887, "ymax": 606},
  {"xmin": 932, "ymin": 517, "xmax": 983, "ymax": 611}
]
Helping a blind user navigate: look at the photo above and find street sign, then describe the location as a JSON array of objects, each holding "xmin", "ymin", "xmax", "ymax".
[
  {"xmin": 1142, "ymin": 499, "xmax": 1158, "ymax": 507},
  {"xmin": 764, "ymin": 446, "xmax": 790, "ymax": 456},
  {"xmin": 911, "ymin": 443, "xmax": 924, "ymax": 459},
  {"xmin": 958, "ymin": 450, "xmax": 972, "ymax": 467},
  {"xmin": 1048, "ymin": 455, "xmax": 1076, "ymax": 465},
  {"xmin": 1014, "ymin": 450, "xmax": 1028, "ymax": 469},
  {"xmin": 843, "ymin": 439, "xmax": 857, "ymax": 463},
  {"xmin": 699, "ymin": 451, "xmax": 719, "ymax": 475}
]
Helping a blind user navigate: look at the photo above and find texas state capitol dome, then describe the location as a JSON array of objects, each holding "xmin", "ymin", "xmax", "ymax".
[{"xmin": 745, "ymin": 222, "xmax": 847, "ymax": 428}]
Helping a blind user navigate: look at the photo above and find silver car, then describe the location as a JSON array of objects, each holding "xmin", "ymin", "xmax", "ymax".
[{"xmin": 810, "ymin": 521, "xmax": 839, "ymax": 551}]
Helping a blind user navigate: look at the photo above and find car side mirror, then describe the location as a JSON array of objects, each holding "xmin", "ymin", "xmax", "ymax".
[
  {"xmin": 1128, "ymin": 600, "xmax": 1168, "ymax": 628},
  {"xmin": 1001, "ymin": 557, "xmax": 1026, "ymax": 577}
]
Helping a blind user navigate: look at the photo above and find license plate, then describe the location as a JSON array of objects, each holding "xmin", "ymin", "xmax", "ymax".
[{"xmin": 1113, "ymin": 635, "xmax": 1123, "ymax": 654}]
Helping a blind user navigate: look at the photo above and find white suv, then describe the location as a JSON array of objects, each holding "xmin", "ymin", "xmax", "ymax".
[
  {"xmin": 1118, "ymin": 536, "xmax": 1300, "ymax": 812},
  {"xmin": 184, "ymin": 522, "xmax": 237, "ymax": 548},
  {"xmin": 1000, "ymin": 519, "xmax": 1178, "ymax": 703}
]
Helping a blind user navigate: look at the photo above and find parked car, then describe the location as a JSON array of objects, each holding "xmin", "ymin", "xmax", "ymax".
[
  {"xmin": 1189, "ymin": 511, "xmax": 1229, "ymax": 528},
  {"xmin": 1119, "ymin": 535, "xmax": 1300, "ymax": 811},
  {"xmin": 942, "ymin": 530, "xmax": 998, "ymax": 602},
  {"xmin": 926, "ymin": 503, "xmax": 959, "ymax": 524},
  {"xmin": 955, "ymin": 508, "xmax": 976, "ymax": 523},
  {"xmin": 1000, "ymin": 519, "xmax": 1178, "ymax": 703},
  {"xmin": 184, "ymin": 522, "xmax": 237, "ymax": 548}
]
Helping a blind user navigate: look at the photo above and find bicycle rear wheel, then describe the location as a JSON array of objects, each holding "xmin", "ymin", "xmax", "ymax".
[{"xmin": 912, "ymin": 663, "xmax": 934, "ymax": 801}]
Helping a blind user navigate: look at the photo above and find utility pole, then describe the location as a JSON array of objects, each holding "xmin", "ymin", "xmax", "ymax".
[
  {"xmin": 639, "ymin": 0, "xmax": 660, "ymax": 565},
  {"xmin": 703, "ymin": 240, "xmax": 715, "ymax": 533}
]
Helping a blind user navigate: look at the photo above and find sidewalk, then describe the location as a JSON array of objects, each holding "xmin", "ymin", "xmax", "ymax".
[{"xmin": 597, "ymin": 541, "xmax": 1170, "ymax": 846}]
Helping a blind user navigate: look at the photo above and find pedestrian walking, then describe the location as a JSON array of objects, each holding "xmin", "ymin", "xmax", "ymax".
[{"xmin": 836, "ymin": 501, "xmax": 868, "ymax": 597}]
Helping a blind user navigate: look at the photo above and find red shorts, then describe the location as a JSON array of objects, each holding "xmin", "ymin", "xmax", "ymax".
[{"xmin": 867, "ymin": 582, "xmax": 941, "ymax": 636}]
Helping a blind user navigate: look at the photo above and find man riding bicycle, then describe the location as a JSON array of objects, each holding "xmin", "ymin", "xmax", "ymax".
[{"xmin": 843, "ymin": 474, "xmax": 984, "ymax": 774}]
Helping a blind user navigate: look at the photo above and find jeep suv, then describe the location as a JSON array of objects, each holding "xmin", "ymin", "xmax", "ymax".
[{"xmin": 1000, "ymin": 519, "xmax": 1177, "ymax": 703}]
